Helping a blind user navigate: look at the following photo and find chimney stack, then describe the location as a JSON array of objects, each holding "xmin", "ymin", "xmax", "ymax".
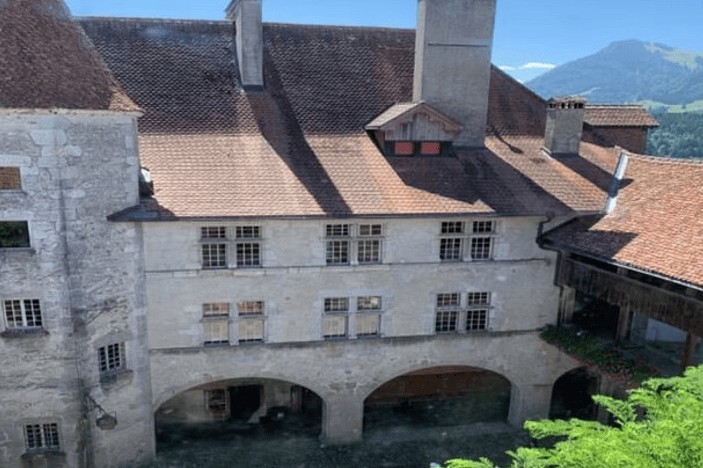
[
  {"xmin": 543, "ymin": 97, "xmax": 586, "ymax": 156},
  {"xmin": 413, "ymin": 0, "xmax": 497, "ymax": 147},
  {"xmin": 226, "ymin": 0, "xmax": 263, "ymax": 90}
]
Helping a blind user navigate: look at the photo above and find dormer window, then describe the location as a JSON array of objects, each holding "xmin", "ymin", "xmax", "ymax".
[
  {"xmin": 391, "ymin": 141, "xmax": 446, "ymax": 157},
  {"xmin": 366, "ymin": 102, "xmax": 462, "ymax": 158}
]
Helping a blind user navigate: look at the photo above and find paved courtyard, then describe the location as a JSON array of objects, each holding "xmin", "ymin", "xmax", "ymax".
[{"xmin": 144, "ymin": 420, "xmax": 529, "ymax": 468}]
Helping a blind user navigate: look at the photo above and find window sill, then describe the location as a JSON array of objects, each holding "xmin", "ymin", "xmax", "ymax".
[
  {"xmin": 0, "ymin": 328, "xmax": 48, "ymax": 339},
  {"xmin": 100, "ymin": 369, "xmax": 133, "ymax": 389},
  {"xmin": 21, "ymin": 450, "xmax": 66, "ymax": 463},
  {"xmin": 0, "ymin": 247, "xmax": 34, "ymax": 255}
]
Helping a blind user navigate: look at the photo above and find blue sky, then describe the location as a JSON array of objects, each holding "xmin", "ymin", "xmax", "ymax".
[{"xmin": 66, "ymin": 0, "xmax": 703, "ymax": 82}]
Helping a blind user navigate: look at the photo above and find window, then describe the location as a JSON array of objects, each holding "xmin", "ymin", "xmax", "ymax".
[
  {"xmin": 236, "ymin": 301, "xmax": 264, "ymax": 343},
  {"xmin": 435, "ymin": 292, "xmax": 492, "ymax": 334},
  {"xmin": 439, "ymin": 220, "xmax": 496, "ymax": 262},
  {"xmin": 0, "ymin": 167, "xmax": 21, "ymax": 190},
  {"xmin": 205, "ymin": 389, "xmax": 227, "ymax": 418},
  {"xmin": 356, "ymin": 296, "xmax": 382, "ymax": 337},
  {"xmin": 323, "ymin": 297, "xmax": 349, "ymax": 338},
  {"xmin": 466, "ymin": 292, "xmax": 490, "ymax": 331},
  {"xmin": 325, "ymin": 223, "xmax": 383, "ymax": 265},
  {"xmin": 3, "ymin": 299, "xmax": 42, "ymax": 329},
  {"xmin": 200, "ymin": 226, "xmax": 227, "ymax": 269},
  {"xmin": 391, "ymin": 141, "xmax": 445, "ymax": 157},
  {"xmin": 435, "ymin": 293, "xmax": 460, "ymax": 333},
  {"xmin": 0, "ymin": 221, "xmax": 30, "ymax": 248},
  {"xmin": 323, "ymin": 296, "xmax": 384, "ymax": 339},
  {"xmin": 98, "ymin": 343, "xmax": 125, "ymax": 374},
  {"xmin": 25, "ymin": 423, "xmax": 59, "ymax": 451},
  {"xmin": 200, "ymin": 226, "xmax": 262, "ymax": 269},
  {"xmin": 203, "ymin": 303, "xmax": 230, "ymax": 345},
  {"xmin": 235, "ymin": 226, "xmax": 261, "ymax": 267}
]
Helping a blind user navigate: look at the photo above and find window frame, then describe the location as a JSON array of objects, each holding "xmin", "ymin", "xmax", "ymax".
[
  {"xmin": 386, "ymin": 140, "xmax": 449, "ymax": 157},
  {"xmin": 325, "ymin": 223, "xmax": 384, "ymax": 266},
  {"xmin": 322, "ymin": 295, "xmax": 383, "ymax": 340},
  {"xmin": 0, "ymin": 221, "xmax": 30, "ymax": 249},
  {"xmin": 236, "ymin": 300, "xmax": 265, "ymax": 343},
  {"xmin": 98, "ymin": 342, "xmax": 126, "ymax": 375},
  {"xmin": 434, "ymin": 292, "xmax": 492, "ymax": 334},
  {"xmin": 202, "ymin": 303, "xmax": 231, "ymax": 346},
  {"xmin": 24, "ymin": 422, "xmax": 60, "ymax": 452},
  {"xmin": 438, "ymin": 220, "xmax": 497, "ymax": 262},
  {"xmin": 199, "ymin": 225, "xmax": 263, "ymax": 270},
  {"xmin": 3, "ymin": 299, "xmax": 42, "ymax": 330},
  {"xmin": 0, "ymin": 166, "xmax": 22, "ymax": 190}
]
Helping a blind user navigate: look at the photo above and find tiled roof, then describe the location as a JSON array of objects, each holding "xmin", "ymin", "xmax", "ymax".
[
  {"xmin": 0, "ymin": 0, "xmax": 137, "ymax": 112},
  {"xmin": 584, "ymin": 105, "xmax": 659, "ymax": 128},
  {"xmin": 544, "ymin": 156, "xmax": 703, "ymax": 288},
  {"xmin": 81, "ymin": 18, "xmax": 620, "ymax": 219}
]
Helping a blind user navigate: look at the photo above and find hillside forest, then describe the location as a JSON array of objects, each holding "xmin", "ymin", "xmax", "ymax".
[{"xmin": 647, "ymin": 112, "xmax": 703, "ymax": 158}]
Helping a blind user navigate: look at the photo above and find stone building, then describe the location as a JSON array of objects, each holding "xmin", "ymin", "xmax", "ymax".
[{"xmin": 1, "ymin": 0, "xmax": 692, "ymax": 467}]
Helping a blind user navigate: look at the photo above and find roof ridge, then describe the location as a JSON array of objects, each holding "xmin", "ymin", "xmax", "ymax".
[{"xmin": 77, "ymin": 16, "xmax": 230, "ymax": 25}]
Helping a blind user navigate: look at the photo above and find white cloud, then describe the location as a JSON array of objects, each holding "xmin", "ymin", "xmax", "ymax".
[
  {"xmin": 520, "ymin": 62, "xmax": 557, "ymax": 70},
  {"xmin": 498, "ymin": 62, "xmax": 557, "ymax": 72}
]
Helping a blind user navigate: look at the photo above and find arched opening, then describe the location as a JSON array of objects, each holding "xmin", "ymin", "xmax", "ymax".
[
  {"xmin": 155, "ymin": 378, "xmax": 323, "ymax": 452},
  {"xmin": 364, "ymin": 366, "xmax": 511, "ymax": 432},
  {"xmin": 550, "ymin": 367, "xmax": 599, "ymax": 420}
]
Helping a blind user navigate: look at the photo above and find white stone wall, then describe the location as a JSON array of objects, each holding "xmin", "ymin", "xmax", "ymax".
[
  {"xmin": 0, "ymin": 113, "xmax": 153, "ymax": 468},
  {"xmin": 145, "ymin": 216, "xmax": 559, "ymax": 348}
]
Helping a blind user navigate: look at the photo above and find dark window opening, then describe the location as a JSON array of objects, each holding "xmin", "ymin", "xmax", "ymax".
[{"xmin": 0, "ymin": 221, "xmax": 30, "ymax": 248}]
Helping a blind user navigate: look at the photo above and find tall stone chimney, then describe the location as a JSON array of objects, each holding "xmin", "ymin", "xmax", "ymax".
[
  {"xmin": 543, "ymin": 97, "xmax": 586, "ymax": 156},
  {"xmin": 226, "ymin": 0, "xmax": 263, "ymax": 90},
  {"xmin": 413, "ymin": 0, "xmax": 497, "ymax": 148}
]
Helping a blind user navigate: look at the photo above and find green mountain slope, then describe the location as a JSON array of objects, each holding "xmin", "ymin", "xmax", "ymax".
[{"xmin": 527, "ymin": 40, "xmax": 703, "ymax": 106}]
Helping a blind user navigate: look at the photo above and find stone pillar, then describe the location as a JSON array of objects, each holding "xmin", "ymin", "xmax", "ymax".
[
  {"xmin": 321, "ymin": 397, "xmax": 364, "ymax": 445},
  {"xmin": 507, "ymin": 382, "xmax": 553, "ymax": 427}
]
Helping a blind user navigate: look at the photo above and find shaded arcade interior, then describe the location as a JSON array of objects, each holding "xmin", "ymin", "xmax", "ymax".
[
  {"xmin": 364, "ymin": 366, "xmax": 511, "ymax": 431},
  {"xmin": 155, "ymin": 378, "xmax": 323, "ymax": 449}
]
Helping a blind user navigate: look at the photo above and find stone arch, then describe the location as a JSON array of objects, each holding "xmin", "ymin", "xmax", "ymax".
[{"xmin": 549, "ymin": 366, "xmax": 600, "ymax": 420}]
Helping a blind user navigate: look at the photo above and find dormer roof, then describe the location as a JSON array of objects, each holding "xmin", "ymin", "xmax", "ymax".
[{"xmin": 366, "ymin": 101, "xmax": 462, "ymax": 137}]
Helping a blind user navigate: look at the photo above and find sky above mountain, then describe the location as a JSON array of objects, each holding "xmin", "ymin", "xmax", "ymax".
[{"xmin": 66, "ymin": 0, "xmax": 703, "ymax": 83}]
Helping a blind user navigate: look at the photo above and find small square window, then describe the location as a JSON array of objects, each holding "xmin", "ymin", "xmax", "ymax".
[
  {"xmin": 25, "ymin": 423, "xmax": 60, "ymax": 451},
  {"xmin": 0, "ymin": 167, "xmax": 21, "ymax": 190},
  {"xmin": 235, "ymin": 226, "xmax": 260, "ymax": 239},
  {"xmin": 357, "ymin": 314, "xmax": 380, "ymax": 337},
  {"xmin": 436, "ymin": 293, "xmax": 460, "ymax": 309},
  {"xmin": 466, "ymin": 309, "xmax": 488, "ymax": 331},
  {"xmin": 359, "ymin": 224, "xmax": 382, "ymax": 237},
  {"xmin": 202, "ymin": 243, "xmax": 227, "ymax": 269},
  {"xmin": 326, "ymin": 240, "xmax": 349, "ymax": 265},
  {"xmin": 325, "ymin": 224, "xmax": 350, "ymax": 237},
  {"xmin": 441, "ymin": 222, "xmax": 464, "ymax": 234},
  {"xmin": 470, "ymin": 237, "xmax": 493, "ymax": 260},
  {"xmin": 201, "ymin": 226, "xmax": 226, "ymax": 239},
  {"xmin": 3, "ymin": 299, "xmax": 42, "ymax": 329},
  {"xmin": 98, "ymin": 343, "xmax": 125, "ymax": 374},
  {"xmin": 236, "ymin": 242, "xmax": 261, "ymax": 267},
  {"xmin": 357, "ymin": 296, "xmax": 382, "ymax": 311},
  {"xmin": 0, "ymin": 221, "xmax": 30, "ymax": 248},
  {"xmin": 435, "ymin": 310, "xmax": 458, "ymax": 333},
  {"xmin": 439, "ymin": 238, "xmax": 463, "ymax": 261},
  {"xmin": 393, "ymin": 141, "xmax": 415, "ymax": 156},
  {"xmin": 357, "ymin": 239, "xmax": 381, "ymax": 264},
  {"xmin": 467, "ymin": 292, "xmax": 490, "ymax": 306},
  {"xmin": 323, "ymin": 315, "xmax": 348, "ymax": 338}
]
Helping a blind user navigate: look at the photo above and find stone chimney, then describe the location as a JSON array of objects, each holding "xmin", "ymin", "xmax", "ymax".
[
  {"xmin": 226, "ymin": 0, "xmax": 263, "ymax": 90},
  {"xmin": 413, "ymin": 0, "xmax": 497, "ymax": 148},
  {"xmin": 543, "ymin": 97, "xmax": 586, "ymax": 156}
]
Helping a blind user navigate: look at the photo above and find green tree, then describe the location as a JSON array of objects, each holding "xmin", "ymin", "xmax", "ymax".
[{"xmin": 443, "ymin": 365, "xmax": 703, "ymax": 468}]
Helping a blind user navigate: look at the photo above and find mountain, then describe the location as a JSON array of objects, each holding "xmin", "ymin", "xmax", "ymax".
[{"xmin": 527, "ymin": 40, "xmax": 703, "ymax": 110}]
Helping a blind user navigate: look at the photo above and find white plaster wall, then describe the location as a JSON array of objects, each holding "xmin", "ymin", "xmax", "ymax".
[{"xmin": 145, "ymin": 217, "xmax": 559, "ymax": 349}]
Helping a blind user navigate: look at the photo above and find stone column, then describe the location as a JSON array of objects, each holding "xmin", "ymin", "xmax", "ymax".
[
  {"xmin": 321, "ymin": 396, "xmax": 364, "ymax": 444},
  {"xmin": 507, "ymin": 382, "xmax": 553, "ymax": 427}
]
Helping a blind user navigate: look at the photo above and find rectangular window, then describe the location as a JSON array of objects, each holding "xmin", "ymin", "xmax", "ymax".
[
  {"xmin": 0, "ymin": 221, "xmax": 30, "ymax": 248},
  {"xmin": 466, "ymin": 292, "xmax": 491, "ymax": 331},
  {"xmin": 356, "ymin": 296, "xmax": 382, "ymax": 337},
  {"xmin": 435, "ymin": 293, "xmax": 460, "ymax": 333},
  {"xmin": 98, "ymin": 343, "xmax": 125, "ymax": 374},
  {"xmin": 237, "ymin": 301, "xmax": 264, "ymax": 342},
  {"xmin": 357, "ymin": 224, "xmax": 382, "ymax": 264},
  {"xmin": 393, "ymin": 141, "xmax": 415, "ymax": 156},
  {"xmin": 235, "ymin": 226, "xmax": 261, "ymax": 267},
  {"xmin": 203, "ymin": 303, "xmax": 230, "ymax": 345},
  {"xmin": 0, "ymin": 167, "xmax": 21, "ymax": 190},
  {"xmin": 3, "ymin": 299, "xmax": 42, "ymax": 329},
  {"xmin": 325, "ymin": 224, "xmax": 351, "ymax": 265},
  {"xmin": 25, "ymin": 423, "xmax": 59, "ymax": 451},
  {"xmin": 201, "ymin": 226, "xmax": 227, "ymax": 269},
  {"xmin": 323, "ymin": 297, "xmax": 349, "ymax": 339},
  {"xmin": 419, "ymin": 141, "xmax": 441, "ymax": 155},
  {"xmin": 439, "ymin": 220, "xmax": 496, "ymax": 262},
  {"xmin": 326, "ymin": 224, "xmax": 383, "ymax": 266}
]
